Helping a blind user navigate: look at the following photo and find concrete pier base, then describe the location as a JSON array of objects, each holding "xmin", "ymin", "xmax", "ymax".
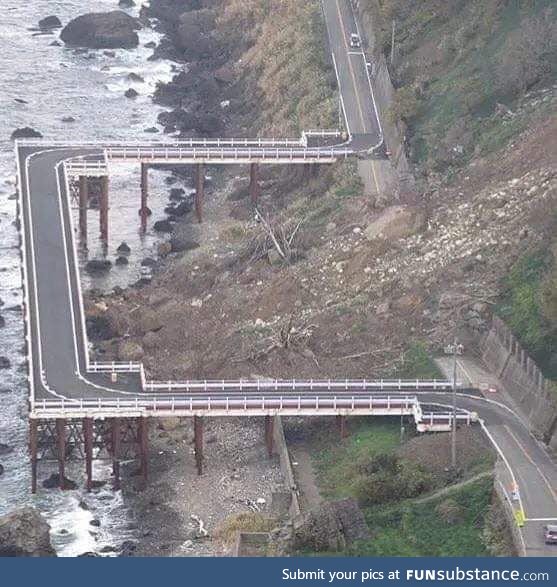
[
  {"xmin": 140, "ymin": 163, "xmax": 150, "ymax": 233},
  {"xmin": 112, "ymin": 418, "xmax": 121, "ymax": 490},
  {"xmin": 139, "ymin": 417, "xmax": 149, "ymax": 485}
]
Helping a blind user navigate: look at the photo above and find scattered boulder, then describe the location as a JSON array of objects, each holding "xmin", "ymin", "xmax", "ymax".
[
  {"xmin": 127, "ymin": 72, "xmax": 144, "ymax": 83},
  {"xmin": 115, "ymin": 256, "xmax": 129, "ymax": 266},
  {"xmin": 103, "ymin": 50, "xmax": 116, "ymax": 57},
  {"xmin": 124, "ymin": 88, "xmax": 139, "ymax": 99},
  {"xmin": 39, "ymin": 16, "xmax": 62, "ymax": 30},
  {"xmin": 140, "ymin": 257, "xmax": 157, "ymax": 267},
  {"xmin": 0, "ymin": 315, "xmax": 5, "ymax": 328},
  {"xmin": 144, "ymin": 127, "xmax": 159, "ymax": 134},
  {"xmin": 42, "ymin": 473, "xmax": 78, "ymax": 490},
  {"xmin": 165, "ymin": 200, "xmax": 191, "ymax": 217},
  {"xmin": 60, "ymin": 12, "xmax": 141, "ymax": 49},
  {"xmin": 11, "ymin": 127, "xmax": 42, "ymax": 140},
  {"xmin": 118, "ymin": 340, "xmax": 144, "ymax": 362},
  {"xmin": 89, "ymin": 519, "xmax": 101, "ymax": 528},
  {"xmin": 169, "ymin": 187, "xmax": 185, "ymax": 201},
  {"xmin": 85, "ymin": 259, "xmax": 112, "ymax": 274},
  {"xmin": 0, "ymin": 508, "xmax": 56, "ymax": 557},
  {"xmin": 61, "ymin": 116, "xmax": 75, "ymax": 123},
  {"xmin": 364, "ymin": 205, "xmax": 425, "ymax": 242},
  {"xmin": 120, "ymin": 540, "xmax": 137, "ymax": 557},
  {"xmin": 144, "ymin": 41, "xmax": 156, "ymax": 49},
  {"xmin": 0, "ymin": 357, "xmax": 11, "ymax": 369}
]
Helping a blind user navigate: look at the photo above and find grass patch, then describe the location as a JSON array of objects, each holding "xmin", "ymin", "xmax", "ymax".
[
  {"xmin": 314, "ymin": 418, "xmax": 405, "ymax": 501},
  {"xmin": 348, "ymin": 476, "xmax": 495, "ymax": 556},
  {"xmin": 392, "ymin": 342, "xmax": 443, "ymax": 379},
  {"xmin": 497, "ymin": 248, "xmax": 557, "ymax": 380},
  {"xmin": 214, "ymin": 513, "xmax": 276, "ymax": 546}
]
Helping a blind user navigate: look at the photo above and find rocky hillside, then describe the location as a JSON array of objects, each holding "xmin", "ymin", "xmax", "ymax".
[{"xmin": 88, "ymin": 0, "xmax": 556, "ymax": 385}]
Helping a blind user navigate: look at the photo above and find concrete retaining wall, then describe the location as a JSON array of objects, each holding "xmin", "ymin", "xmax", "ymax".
[
  {"xmin": 481, "ymin": 316, "xmax": 557, "ymax": 444},
  {"xmin": 272, "ymin": 415, "xmax": 301, "ymax": 518}
]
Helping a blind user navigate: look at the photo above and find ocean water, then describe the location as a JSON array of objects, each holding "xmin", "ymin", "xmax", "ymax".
[{"xmin": 0, "ymin": 0, "xmax": 183, "ymax": 555}]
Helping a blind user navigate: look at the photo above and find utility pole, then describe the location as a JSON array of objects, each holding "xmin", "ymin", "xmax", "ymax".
[
  {"xmin": 390, "ymin": 20, "xmax": 396, "ymax": 66},
  {"xmin": 451, "ymin": 338, "xmax": 459, "ymax": 470}
]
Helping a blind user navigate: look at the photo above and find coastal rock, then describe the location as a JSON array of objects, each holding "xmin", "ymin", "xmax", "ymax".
[
  {"xmin": 85, "ymin": 259, "xmax": 112, "ymax": 274},
  {"xmin": 169, "ymin": 187, "xmax": 185, "ymax": 201},
  {"xmin": 170, "ymin": 236, "xmax": 199, "ymax": 253},
  {"xmin": 0, "ymin": 315, "xmax": 5, "ymax": 328},
  {"xmin": 176, "ymin": 10, "xmax": 216, "ymax": 58},
  {"xmin": 39, "ymin": 16, "xmax": 62, "ymax": 30},
  {"xmin": 115, "ymin": 256, "xmax": 129, "ymax": 266},
  {"xmin": 0, "ymin": 508, "xmax": 56, "ymax": 557},
  {"xmin": 153, "ymin": 219, "xmax": 173, "ymax": 233},
  {"xmin": 117, "ymin": 241, "xmax": 131, "ymax": 254},
  {"xmin": 42, "ymin": 473, "xmax": 78, "ymax": 490},
  {"xmin": 0, "ymin": 357, "xmax": 11, "ymax": 369},
  {"xmin": 0, "ymin": 464, "xmax": 4, "ymax": 476},
  {"xmin": 61, "ymin": 116, "xmax": 76, "ymax": 123},
  {"xmin": 128, "ymin": 72, "xmax": 144, "ymax": 83},
  {"xmin": 119, "ymin": 0, "xmax": 136, "ymax": 7},
  {"xmin": 125, "ymin": 88, "xmax": 139, "ymax": 99},
  {"xmin": 11, "ymin": 127, "xmax": 42, "ymax": 140},
  {"xmin": 60, "ymin": 12, "xmax": 141, "ymax": 49}
]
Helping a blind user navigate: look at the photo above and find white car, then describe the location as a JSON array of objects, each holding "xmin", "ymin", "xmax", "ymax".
[{"xmin": 349, "ymin": 33, "xmax": 361, "ymax": 48}]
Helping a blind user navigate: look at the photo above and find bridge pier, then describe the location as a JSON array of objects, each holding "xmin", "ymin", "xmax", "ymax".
[
  {"xmin": 139, "ymin": 417, "xmax": 149, "ymax": 484},
  {"xmin": 29, "ymin": 420, "xmax": 38, "ymax": 494},
  {"xmin": 140, "ymin": 163, "xmax": 151, "ymax": 233},
  {"xmin": 56, "ymin": 419, "xmax": 66, "ymax": 490},
  {"xmin": 112, "ymin": 418, "xmax": 121, "ymax": 490},
  {"xmin": 249, "ymin": 162, "xmax": 260, "ymax": 204},
  {"xmin": 195, "ymin": 163, "xmax": 205, "ymax": 223},
  {"xmin": 99, "ymin": 175, "xmax": 109, "ymax": 246},
  {"xmin": 83, "ymin": 417, "xmax": 94, "ymax": 492},
  {"xmin": 337, "ymin": 415, "xmax": 348, "ymax": 439},
  {"xmin": 194, "ymin": 416, "xmax": 203, "ymax": 475},
  {"xmin": 264, "ymin": 415, "xmax": 274, "ymax": 457},
  {"xmin": 78, "ymin": 176, "xmax": 88, "ymax": 244}
]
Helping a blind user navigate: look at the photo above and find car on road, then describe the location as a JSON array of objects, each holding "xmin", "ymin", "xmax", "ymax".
[
  {"xmin": 544, "ymin": 525, "xmax": 557, "ymax": 545},
  {"xmin": 349, "ymin": 33, "xmax": 361, "ymax": 48}
]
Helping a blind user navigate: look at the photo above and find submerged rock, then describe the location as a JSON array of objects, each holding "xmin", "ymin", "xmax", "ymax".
[
  {"xmin": 125, "ymin": 88, "xmax": 139, "ymax": 99},
  {"xmin": 60, "ymin": 11, "xmax": 141, "ymax": 49},
  {"xmin": 85, "ymin": 259, "xmax": 112, "ymax": 274},
  {"xmin": 42, "ymin": 473, "xmax": 78, "ymax": 490},
  {"xmin": 39, "ymin": 16, "xmax": 62, "ymax": 30},
  {"xmin": 0, "ymin": 357, "xmax": 11, "ymax": 369},
  {"xmin": 0, "ymin": 508, "xmax": 56, "ymax": 557}
]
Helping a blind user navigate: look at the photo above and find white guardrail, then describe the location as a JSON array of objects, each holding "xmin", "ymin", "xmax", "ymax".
[
  {"xmin": 105, "ymin": 146, "xmax": 351, "ymax": 162},
  {"xmin": 32, "ymin": 395, "xmax": 421, "ymax": 413}
]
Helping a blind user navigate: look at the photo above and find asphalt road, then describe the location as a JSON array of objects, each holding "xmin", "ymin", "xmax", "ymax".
[{"xmin": 435, "ymin": 359, "xmax": 557, "ymax": 557}]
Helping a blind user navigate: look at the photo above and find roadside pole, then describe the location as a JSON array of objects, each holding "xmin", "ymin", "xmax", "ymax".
[{"xmin": 451, "ymin": 339, "xmax": 458, "ymax": 469}]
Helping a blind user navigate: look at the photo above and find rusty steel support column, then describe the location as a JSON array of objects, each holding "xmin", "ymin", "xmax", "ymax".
[
  {"xmin": 112, "ymin": 418, "xmax": 121, "ymax": 490},
  {"xmin": 337, "ymin": 415, "xmax": 348, "ymax": 439},
  {"xmin": 140, "ymin": 163, "xmax": 150, "ymax": 233},
  {"xmin": 83, "ymin": 417, "xmax": 94, "ymax": 492},
  {"xmin": 139, "ymin": 417, "xmax": 149, "ymax": 485},
  {"xmin": 29, "ymin": 419, "xmax": 38, "ymax": 494},
  {"xmin": 195, "ymin": 163, "xmax": 205, "ymax": 223},
  {"xmin": 249, "ymin": 162, "xmax": 260, "ymax": 204},
  {"xmin": 56, "ymin": 419, "xmax": 66, "ymax": 490},
  {"xmin": 194, "ymin": 416, "xmax": 203, "ymax": 475},
  {"xmin": 264, "ymin": 415, "xmax": 274, "ymax": 457},
  {"xmin": 99, "ymin": 175, "xmax": 109, "ymax": 245},
  {"xmin": 78, "ymin": 176, "xmax": 88, "ymax": 243}
]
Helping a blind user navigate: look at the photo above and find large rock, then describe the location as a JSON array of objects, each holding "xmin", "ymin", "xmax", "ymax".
[
  {"xmin": 364, "ymin": 205, "xmax": 425, "ymax": 242},
  {"xmin": 11, "ymin": 127, "xmax": 42, "ymax": 140},
  {"xmin": 175, "ymin": 9, "xmax": 216, "ymax": 58},
  {"xmin": 0, "ymin": 508, "xmax": 56, "ymax": 557},
  {"xmin": 275, "ymin": 499, "xmax": 369, "ymax": 554},
  {"xmin": 61, "ymin": 12, "xmax": 141, "ymax": 49},
  {"xmin": 39, "ymin": 16, "xmax": 62, "ymax": 30}
]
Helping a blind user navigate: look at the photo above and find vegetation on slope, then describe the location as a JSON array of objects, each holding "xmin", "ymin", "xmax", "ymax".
[{"xmin": 361, "ymin": 0, "xmax": 556, "ymax": 173}]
